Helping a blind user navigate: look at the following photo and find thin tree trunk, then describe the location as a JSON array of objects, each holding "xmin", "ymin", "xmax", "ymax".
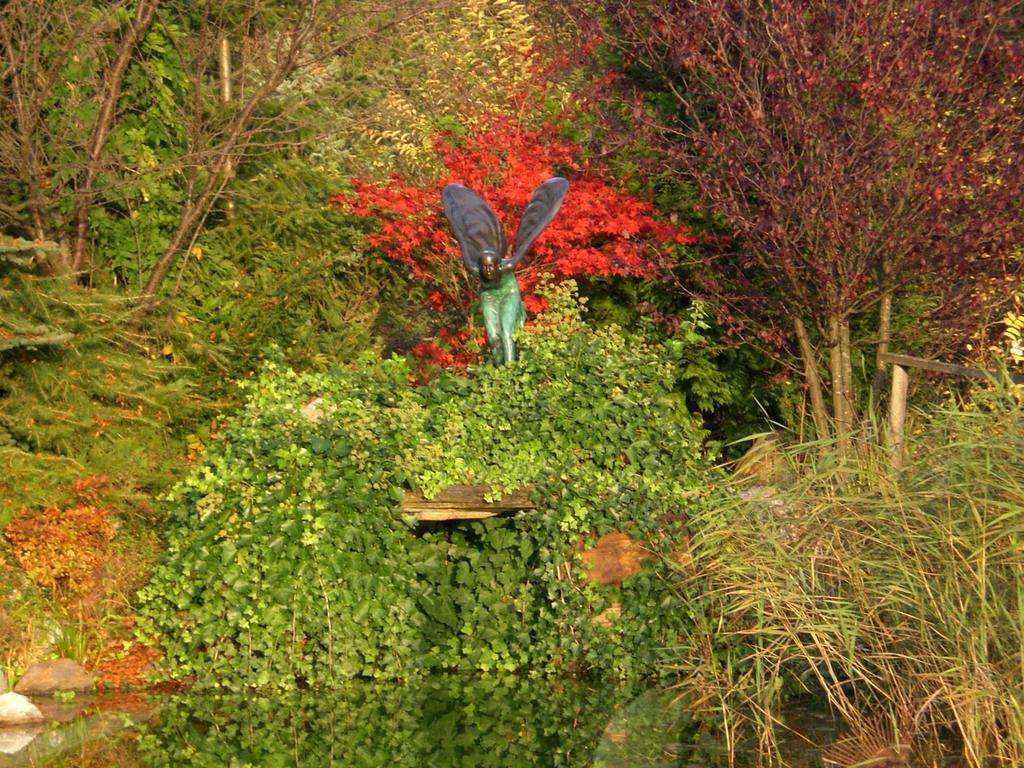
[
  {"xmin": 793, "ymin": 317, "xmax": 831, "ymax": 441},
  {"xmin": 69, "ymin": 0, "xmax": 160, "ymax": 273},
  {"xmin": 871, "ymin": 288, "xmax": 893, "ymax": 408},
  {"xmin": 839, "ymin": 317, "xmax": 855, "ymax": 426},
  {"xmin": 828, "ymin": 315, "xmax": 844, "ymax": 437},
  {"xmin": 141, "ymin": 201, "xmax": 206, "ymax": 299},
  {"xmin": 828, "ymin": 314, "xmax": 853, "ymax": 450}
]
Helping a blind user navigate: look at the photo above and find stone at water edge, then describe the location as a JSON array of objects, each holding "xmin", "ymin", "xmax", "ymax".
[
  {"xmin": 0, "ymin": 691, "xmax": 45, "ymax": 726},
  {"xmin": 14, "ymin": 658, "xmax": 95, "ymax": 695},
  {"xmin": 0, "ymin": 724, "xmax": 43, "ymax": 756}
]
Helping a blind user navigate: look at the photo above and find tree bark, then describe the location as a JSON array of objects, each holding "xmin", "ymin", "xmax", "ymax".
[
  {"xmin": 839, "ymin": 316, "xmax": 855, "ymax": 426},
  {"xmin": 828, "ymin": 314, "xmax": 854, "ymax": 449},
  {"xmin": 69, "ymin": 0, "xmax": 160, "ymax": 274},
  {"xmin": 793, "ymin": 317, "xmax": 831, "ymax": 441},
  {"xmin": 871, "ymin": 288, "xmax": 893, "ymax": 408}
]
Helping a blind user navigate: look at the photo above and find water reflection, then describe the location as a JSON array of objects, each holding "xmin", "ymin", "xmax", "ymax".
[
  {"xmin": 593, "ymin": 688, "xmax": 699, "ymax": 767},
  {"xmin": 4, "ymin": 679, "xmax": 845, "ymax": 767},
  {"xmin": 138, "ymin": 676, "xmax": 652, "ymax": 767}
]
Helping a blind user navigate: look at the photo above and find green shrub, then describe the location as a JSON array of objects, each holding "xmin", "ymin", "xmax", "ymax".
[
  {"xmin": 0, "ymin": 246, "xmax": 207, "ymax": 673},
  {"xmin": 139, "ymin": 281, "xmax": 718, "ymax": 689},
  {"xmin": 171, "ymin": 159, "xmax": 386, "ymax": 386},
  {"xmin": 0, "ymin": 267, "xmax": 204, "ymax": 526}
]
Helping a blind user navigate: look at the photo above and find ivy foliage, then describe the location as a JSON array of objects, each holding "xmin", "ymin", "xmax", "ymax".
[{"xmin": 139, "ymin": 283, "xmax": 718, "ymax": 689}]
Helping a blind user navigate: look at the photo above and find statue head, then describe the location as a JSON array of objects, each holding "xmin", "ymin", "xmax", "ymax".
[{"xmin": 479, "ymin": 251, "xmax": 501, "ymax": 283}]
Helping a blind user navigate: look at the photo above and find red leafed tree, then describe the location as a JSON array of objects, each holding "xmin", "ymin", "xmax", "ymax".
[
  {"xmin": 612, "ymin": 0, "xmax": 1024, "ymax": 443},
  {"xmin": 333, "ymin": 116, "xmax": 693, "ymax": 364}
]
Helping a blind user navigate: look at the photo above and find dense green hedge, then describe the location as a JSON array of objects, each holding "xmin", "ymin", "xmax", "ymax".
[{"xmin": 139, "ymin": 283, "xmax": 718, "ymax": 689}]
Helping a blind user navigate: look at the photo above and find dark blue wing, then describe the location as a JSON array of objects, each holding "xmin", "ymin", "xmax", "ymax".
[
  {"xmin": 441, "ymin": 184, "xmax": 506, "ymax": 275},
  {"xmin": 507, "ymin": 177, "xmax": 569, "ymax": 267}
]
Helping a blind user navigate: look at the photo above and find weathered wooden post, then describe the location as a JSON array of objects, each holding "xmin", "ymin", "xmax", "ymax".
[
  {"xmin": 219, "ymin": 36, "xmax": 234, "ymax": 220},
  {"xmin": 888, "ymin": 363, "xmax": 909, "ymax": 468},
  {"xmin": 401, "ymin": 484, "xmax": 535, "ymax": 521},
  {"xmin": 881, "ymin": 351, "xmax": 1024, "ymax": 469}
]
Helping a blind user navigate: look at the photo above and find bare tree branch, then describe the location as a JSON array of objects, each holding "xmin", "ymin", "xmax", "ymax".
[{"xmin": 69, "ymin": 0, "xmax": 160, "ymax": 273}]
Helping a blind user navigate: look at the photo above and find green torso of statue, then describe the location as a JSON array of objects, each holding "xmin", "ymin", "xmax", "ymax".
[
  {"xmin": 442, "ymin": 178, "xmax": 569, "ymax": 365},
  {"xmin": 478, "ymin": 263, "xmax": 526, "ymax": 365}
]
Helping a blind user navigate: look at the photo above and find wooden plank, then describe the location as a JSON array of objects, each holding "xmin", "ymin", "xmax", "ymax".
[
  {"xmin": 878, "ymin": 352, "xmax": 1024, "ymax": 383},
  {"xmin": 413, "ymin": 509, "xmax": 503, "ymax": 522},
  {"xmin": 402, "ymin": 484, "xmax": 536, "ymax": 522}
]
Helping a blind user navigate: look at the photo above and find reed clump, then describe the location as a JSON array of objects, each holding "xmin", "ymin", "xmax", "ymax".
[{"xmin": 676, "ymin": 384, "xmax": 1024, "ymax": 766}]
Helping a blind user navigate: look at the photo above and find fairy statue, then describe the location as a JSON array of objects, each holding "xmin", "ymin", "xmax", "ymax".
[{"xmin": 441, "ymin": 177, "xmax": 569, "ymax": 365}]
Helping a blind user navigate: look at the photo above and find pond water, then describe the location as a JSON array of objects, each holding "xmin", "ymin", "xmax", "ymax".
[{"xmin": 0, "ymin": 677, "xmax": 846, "ymax": 767}]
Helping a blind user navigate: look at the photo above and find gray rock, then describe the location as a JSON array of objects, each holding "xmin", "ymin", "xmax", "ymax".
[
  {"xmin": 0, "ymin": 691, "xmax": 45, "ymax": 726},
  {"xmin": 0, "ymin": 724, "xmax": 42, "ymax": 755},
  {"xmin": 14, "ymin": 659, "xmax": 95, "ymax": 695}
]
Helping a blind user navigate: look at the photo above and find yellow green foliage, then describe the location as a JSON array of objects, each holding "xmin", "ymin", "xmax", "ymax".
[
  {"xmin": 997, "ymin": 291, "xmax": 1024, "ymax": 371},
  {"xmin": 291, "ymin": 0, "xmax": 569, "ymax": 179},
  {"xmin": 361, "ymin": 0, "xmax": 539, "ymax": 175},
  {"xmin": 364, "ymin": 0, "xmax": 544, "ymax": 174}
]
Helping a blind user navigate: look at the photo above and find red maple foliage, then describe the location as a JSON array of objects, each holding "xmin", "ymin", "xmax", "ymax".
[{"xmin": 332, "ymin": 116, "xmax": 693, "ymax": 365}]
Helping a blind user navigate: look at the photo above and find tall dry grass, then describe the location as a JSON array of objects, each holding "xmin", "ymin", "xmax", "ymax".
[{"xmin": 674, "ymin": 384, "xmax": 1024, "ymax": 766}]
